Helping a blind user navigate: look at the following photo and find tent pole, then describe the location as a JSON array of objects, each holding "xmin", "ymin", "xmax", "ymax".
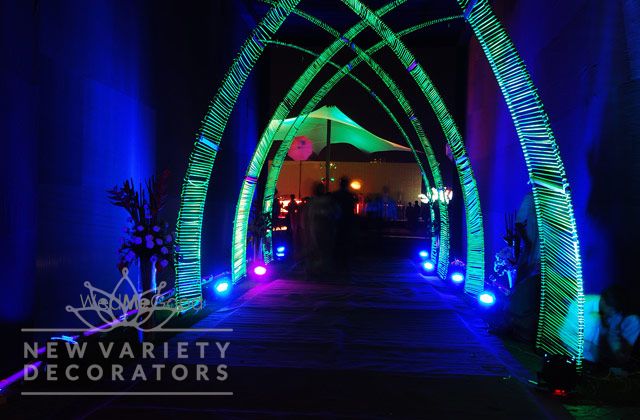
[
  {"xmin": 326, "ymin": 119, "xmax": 331, "ymax": 193},
  {"xmin": 298, "ymin": 160, "xmax": 302, "ymax": 199}
]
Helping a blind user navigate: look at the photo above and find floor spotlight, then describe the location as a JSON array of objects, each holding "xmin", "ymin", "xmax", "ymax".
[
  {"xmin": 478, "ymin": 291, "xmax": 496, "ymax": 307},
  {"xmin": 253, "ymin": 265, "xmax": 267, "ymax": 276},
  {"xmin": 419, "ymin": 250, "xmax": 429, "ymax": 259},
  {"xmin": 213, "ymin": 277, "xmax": 232, "ymax": 297},
  {"xmin": 538, "ymin": 354, "xmax": 578, "ymax": 395},
  {"xmin": 450, "ymin": 272, "xmax": 465, "ymax": 284},
  {"xmin": 421, "ymin": 260, "xmax": 435, "ymax": 273}
]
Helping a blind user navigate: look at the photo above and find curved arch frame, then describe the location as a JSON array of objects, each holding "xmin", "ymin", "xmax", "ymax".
[
  {"xmin": 175, "ymin": 0, "xmax": 584, "ymax": 363},
  {"xmin": 257, "ymin": 40, "xmax": 437, "ymax": 256},
  {"xmin": 331, "ymin": 0, "xmax": 485, "ymax": 294},
  {"xmin": 259, "ymin": 11, "xmax": 462, "ymax": 277},
  {"xmin": 458, "ymin": 0, "xmax": 584, "ymax": 363},
  {"xmin": 174, "ymin": 0, "xmax": 301, "ymax": 308},
  {"xmin": 234, "ymin": 5, "xmax": 481, "ymax": 291}
]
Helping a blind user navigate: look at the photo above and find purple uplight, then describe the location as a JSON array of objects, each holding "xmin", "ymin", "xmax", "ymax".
[
  {"xmin": 253, "ymin": 265, "xmax": 267, "ymax": 276},
  {"xmin": 0, "ymin": 361, "xmax": 42, "ymax": 390},
  {"xmin": 82, "ymin": 309, "xmax": 138, "ymax": 337}
]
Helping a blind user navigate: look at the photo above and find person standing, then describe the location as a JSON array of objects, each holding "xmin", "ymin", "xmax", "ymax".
[{"xmin": 332, "ymin": 177, "xmax": 358, "ymax": 272}]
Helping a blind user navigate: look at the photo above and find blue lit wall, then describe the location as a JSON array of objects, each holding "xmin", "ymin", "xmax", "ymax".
[
  {"xmin": 1, "ymin": 1, "xmax": 155, "ymax": 331},
  {"xmin": 465, "ymin": 0, "xmax": 640, "ymax": 295},
  {"xmin": 0, "ymin": 0, "xmax": 263, "ymax": 337}
]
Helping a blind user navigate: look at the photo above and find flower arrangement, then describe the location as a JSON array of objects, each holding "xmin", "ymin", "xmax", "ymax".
[
  {"xmin": 494, "ymin": 246, "xmax": 516, "ymax": 278},
  {"xmin": 107, "ymin": 170, "xmax": 174, "ymax": 275},
  {"xmin": 449, "ymin": 258, "xmax": 466, "ymax": 270},
  {"xmin": 494, "ymin": 212, "xmax": 518, "ymax": 288}
]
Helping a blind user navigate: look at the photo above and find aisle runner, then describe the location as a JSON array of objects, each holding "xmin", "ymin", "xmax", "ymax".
[{"xmin": 173, "ymin": 259, "xmax": 527, "ymax": 378}]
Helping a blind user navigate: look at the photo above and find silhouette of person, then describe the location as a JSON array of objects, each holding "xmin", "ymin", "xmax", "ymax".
[
  {"xmin": 332, "ymin": 177, "xmax": 358, "ymax": 272},
  {"xmin": 285, "ymin": 194, "xmax": 299, "ymax": 231},
  {"xmin": 305, "ymin": 183, "xmax": 339, "ymax": 277}
]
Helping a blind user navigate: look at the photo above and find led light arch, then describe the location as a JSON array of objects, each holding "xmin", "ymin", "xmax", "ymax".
[
  {"xmin": 257, "ymin": 44, "xmax": 448, "ymax": 276},
  {"xmin": 229, "ymin": 1, "xmax": 406, "ymax": 284},
  {"xmin": 175, "ymin": 0, "xmax": 584, "ymax": 364},
  {"xmin": 253, "ymin": 40, "xmax": 437, "ymax": 262},
  {"xmin": 231, "ymin": 2, "xmax": 459, "ymax": 284},
  {"xmin": 257, "ymin": 2, "xmax": 460, "ymax": 281},
  {"xmin": 458, "ymin": 0, "xmax": 584, "ymax": 363},
  {"xmin": 174, "ymin": 0, "xmax": 302, "ymax": 308},
  {"xmin": 321, "ymin": 0, "xmax": 487, "ymax": 295}
]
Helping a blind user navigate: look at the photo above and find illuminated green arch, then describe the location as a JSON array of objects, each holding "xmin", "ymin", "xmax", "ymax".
[
  {"xmin": 175, "ymin": 0, "xmax": 584, "ymax": 364},
  {"xmin": 258, "ymin": 11, "xmax": 462, "ymax": 278},
  {"xmin": 231, "ymin": 5, "xmax": 479, "ymax": 291},
  {"xmin": 230, "ymin": 1, "xmax": 417, "ymax": 283},
  {"xmin": 459, "ymin": 0, "xmax": 584, "ymax": 362},
  {"xmin": 257, "ymin": 14, "xmax": 461, "ymax": 279},
  {"xmin": 174, "ymin": 0, "xmax": 302, "ymax": 307},
  {"xmin": 257, "ymin": 40, "xmax": 439, "ymax": 265}
]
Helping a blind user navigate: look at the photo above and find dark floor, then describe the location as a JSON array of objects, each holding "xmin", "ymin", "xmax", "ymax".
[{"xmin": 7, "ymin": 256, "xmax": 573, "ymax": 419}]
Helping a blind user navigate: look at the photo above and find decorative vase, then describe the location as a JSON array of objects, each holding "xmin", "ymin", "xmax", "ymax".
[
  {"xmin": 137, "ymin": 257, "xmax": 157, "ymax": 342},
  {"xmin": 138, "ymin": 257, "xmax": 157, "ymax": 293}
]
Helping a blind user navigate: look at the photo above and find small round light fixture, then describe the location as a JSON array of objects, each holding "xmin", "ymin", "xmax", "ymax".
[
  {"xmin": 253, "ymin": 265, "xmax": 267, "ymax": 276},
  {"xmin": 450, "ymin": 272, "xmax": 465, "ymax": 284},
  {"xmin": 418, "ymin": 250, "xmax": 429, "ymax": 259},
  {"xmin": 213, "ymin": 278, "xmax": 232, "ymax": 297},
  {"xmin": 422, "ymin": 260, "xmax": 435, "ymax": 272},
  {"xmin": 350, "ymin": 180, "xmax": 362, "ymax": 190},
  {"xmin": 478, "ymin": 291, "xmax": 496, "ymax": 307}
]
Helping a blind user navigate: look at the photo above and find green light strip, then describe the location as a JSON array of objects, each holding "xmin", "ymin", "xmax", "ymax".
[
  {"xmin": 178, "ymin": 0, "xmax": 582, "ymax": 366},
  {"xmin": 459, "ymin": 0, "xmax": 584, "ymax": 365},
  {"xmin": 174, "ymin": 0, "xmax": 301, "ymax": 306},
  {"xmin": 339, "ymin": 0, "xmax": 485, "ymax": 295}
]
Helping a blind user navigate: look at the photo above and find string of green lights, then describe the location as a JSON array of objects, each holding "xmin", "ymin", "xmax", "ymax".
[
  {"xmin": 174, "ymin": 0, "xmax": 302, "ymax": 307},
  {"xmin": 458, "ymin": 0, "xmax": 584, "ymax": 365},
  {"xmin": 175, "ymin": 0, "xmax": 583, "ymax": 364}
]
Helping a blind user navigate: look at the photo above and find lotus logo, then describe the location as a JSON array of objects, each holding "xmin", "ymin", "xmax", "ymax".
[{"xmin": 66, "ymin": 267, "xmax": 179, "ymax": 332}]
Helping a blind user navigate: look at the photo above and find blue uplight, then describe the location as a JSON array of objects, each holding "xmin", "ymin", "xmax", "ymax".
[
  {"xmin": 214, "ymin": 278, "xmax": 232, "ymax": 296},
  {"xmin": 422, "ymin": 260, "xmax": 435, "ymax": 272},
  {"xmin": 451, "ymin": 272, "xmax": 465, "ymax": 284},
  {"xmin": 478, "ymin": 291, "xmax": 496, "ymax": 306},
  {"xmin": 419, "ymin": 250, "xmax": 429, "ymax": 259}
]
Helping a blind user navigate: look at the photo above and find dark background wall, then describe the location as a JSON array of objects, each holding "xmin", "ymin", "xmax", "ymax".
[
  {"xmin": 465, "ymin": 0, "xmax": 640, "ymax": 295},
  {"xmin": 0, "ymin": 0, "xmax": 266, "ymax": 360}
]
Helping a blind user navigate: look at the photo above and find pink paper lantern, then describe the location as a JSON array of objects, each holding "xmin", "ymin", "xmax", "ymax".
[{"xmin": 287, "ymin": 136, "xmax": 313, "ymax": 161}]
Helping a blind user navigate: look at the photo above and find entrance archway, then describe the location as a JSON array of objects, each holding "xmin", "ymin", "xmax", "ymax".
[{"xmin": 174, "ymin": 0, "xmax": 584, "ymax": 365}]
